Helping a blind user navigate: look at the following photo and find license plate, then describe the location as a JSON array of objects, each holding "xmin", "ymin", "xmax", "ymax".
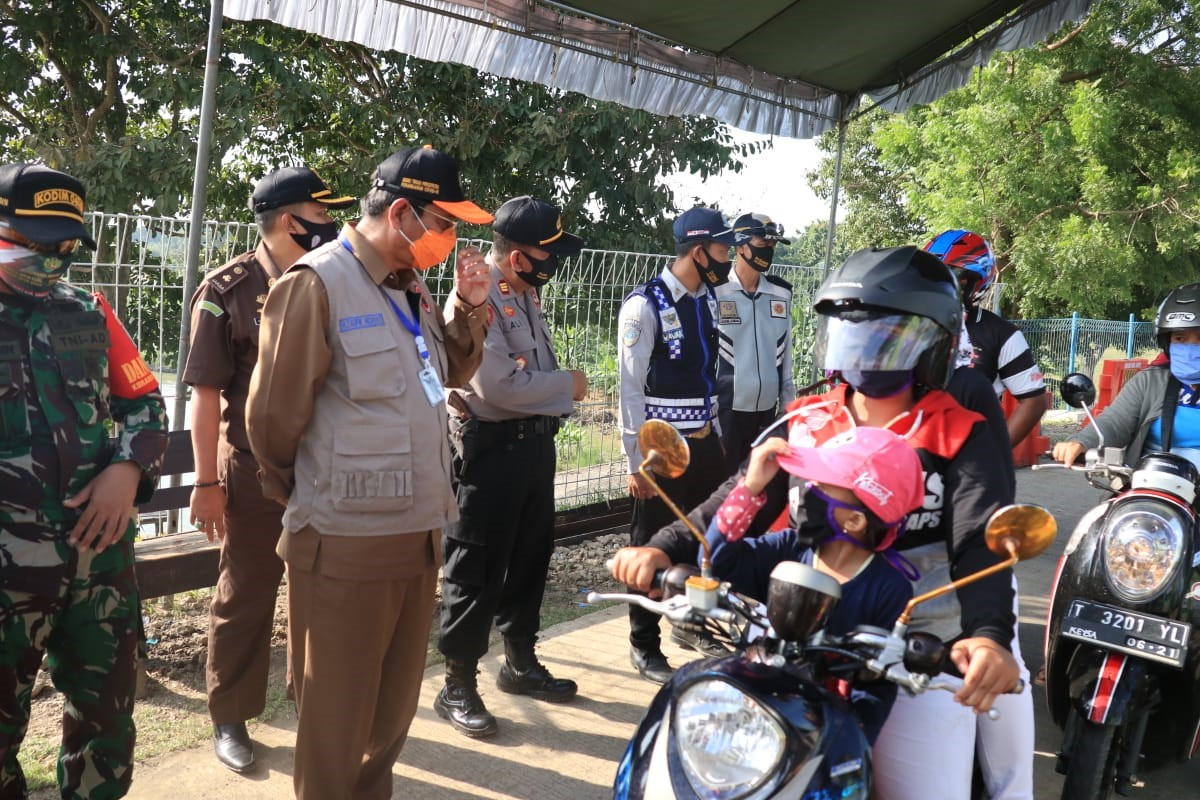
[{"xmin": 1060, "ymin": 599, "xmax": 1191, "ymax": 668}]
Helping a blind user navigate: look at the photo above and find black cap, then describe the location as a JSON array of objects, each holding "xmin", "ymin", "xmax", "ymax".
[
  {"xmin": 373, "ymin": 145, "xmax": 493, "ymax": 224},
  {"xmin": 251, "ymin": 166, "xmax": 355, "ymax": 213},
  {"xmin": 672, "ymin": 207, "xmax": 741, "ymax": 245},
  {"xmin": 0, "ymin": 163, "xmax": 96, "ymax": 249},
  {"xmin": 492, "ymin": 196, "xmax": 584, "ymax": 257},
  {"xmin": 733, "ymin": 212, "xmax": 791, "ymax": 244}
]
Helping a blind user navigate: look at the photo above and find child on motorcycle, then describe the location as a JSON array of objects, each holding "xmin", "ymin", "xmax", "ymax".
[
  {"xmin": 612, "ymin": 245, "xmax": 1030, "ymax": 799},
  {"xmin": 704, "ymin": 425, "xmax": 922, "ymax": 742}
]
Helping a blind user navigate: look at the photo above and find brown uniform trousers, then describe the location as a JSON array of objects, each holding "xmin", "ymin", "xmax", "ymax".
[
  {"xmin": 279, "ymin": 525, "xmax": 441, "ymax": 800},
  {"xmin": 206, "ymin": 441, "xmax": 285, "ymax": 724}
]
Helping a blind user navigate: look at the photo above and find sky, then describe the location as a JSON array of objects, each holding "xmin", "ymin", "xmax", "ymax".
[{"xmin": 660, "ymin": 130, "xmax": 831, "ymax": 234}]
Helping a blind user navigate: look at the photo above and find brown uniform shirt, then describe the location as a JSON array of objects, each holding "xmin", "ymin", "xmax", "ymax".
[
  {"xmin": 182, "ymin": 243, "xmax": 283, "ymax": 453},
  {"xmin": 246, "ymin": 223, "xmax": 488, "ymax": 504}
]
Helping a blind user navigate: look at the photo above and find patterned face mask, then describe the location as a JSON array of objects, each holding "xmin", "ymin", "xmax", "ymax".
[{"xmin": 0, "ymin": 237, "xmax": 75, "ymax": 298}]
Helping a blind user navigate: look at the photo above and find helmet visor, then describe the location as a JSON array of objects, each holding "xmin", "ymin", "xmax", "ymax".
[{"xmin": 816, "ymin": 311, "xmax": 945, "ymax": 373}]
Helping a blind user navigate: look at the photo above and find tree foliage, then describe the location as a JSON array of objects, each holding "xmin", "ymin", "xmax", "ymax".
[
  {"xmin": 0, "ymin": 0, "xmax": 758, "ymax": 252},
  {"xmin": 807, "ymin": 0, "xmax": 1200, "ymax": 319}
]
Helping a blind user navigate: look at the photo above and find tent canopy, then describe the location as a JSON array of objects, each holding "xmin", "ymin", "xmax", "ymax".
[{"xmin": 224, "ymin": 0, "xmax": 1094, "ymax": 138}]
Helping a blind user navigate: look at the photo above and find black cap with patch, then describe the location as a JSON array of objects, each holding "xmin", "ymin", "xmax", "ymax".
[
  {"xmin": 373, "ymin": 145, "xmax": 494, "ymax": 225},
  {"xmin": 251, "ymin": 166, "xmax": 356, "ymax": 213},
  {"xmin": 492, "ymin": 196, "xmax": 584, "ymax": 257},
  {"xmin": 0, "ymin": 163, "xmax": 96, "ymax": 249}
]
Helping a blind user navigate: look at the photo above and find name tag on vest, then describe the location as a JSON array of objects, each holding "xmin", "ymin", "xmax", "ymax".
[{"xmin": 338, "ymin": 314, "xmax": 386, "ymax": 333}]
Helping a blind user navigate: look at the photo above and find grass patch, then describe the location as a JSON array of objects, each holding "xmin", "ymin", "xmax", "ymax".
[{"xmin": 558, "ymin": 420, "xmax": 622, "ymax": 471}]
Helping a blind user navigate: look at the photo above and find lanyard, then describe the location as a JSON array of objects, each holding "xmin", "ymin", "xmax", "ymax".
[{"xmin": 339, "ymin": 235, "xmax": 431, "ymax": 366}]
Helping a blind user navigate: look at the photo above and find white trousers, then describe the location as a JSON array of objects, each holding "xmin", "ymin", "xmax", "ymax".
[{"xmin": 872, "ymin": 577, "xmax": 1034, "ymax": 799}]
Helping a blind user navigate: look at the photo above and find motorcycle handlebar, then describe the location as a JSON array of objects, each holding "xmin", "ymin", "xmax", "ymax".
[
  {"xmin": 884, "ymin": 663, "xmax": 1024, "ymax": 721},
  {"xmin": 603, "ymin": 559, "xmax": 700, "ymax": 596}
]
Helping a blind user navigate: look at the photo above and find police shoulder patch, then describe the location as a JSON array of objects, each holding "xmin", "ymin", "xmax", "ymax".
[{"xmin": 622, "ymin": 319, "xmax": 642, "ymax": 347}]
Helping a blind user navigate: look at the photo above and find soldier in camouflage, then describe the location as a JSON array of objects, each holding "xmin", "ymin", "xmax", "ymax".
[{"xmin": 0, "ymin": 163, "xmax": 168, "ymax": 799}]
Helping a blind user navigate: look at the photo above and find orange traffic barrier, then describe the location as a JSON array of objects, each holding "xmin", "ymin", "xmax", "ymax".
[
  {"xmin": 1002, "ymin": 389, "xmax": 1052, "ymax": 468},
  {"xmin": 1093, "ymin": 358, "xmax": 1149, "ymax": 417}
]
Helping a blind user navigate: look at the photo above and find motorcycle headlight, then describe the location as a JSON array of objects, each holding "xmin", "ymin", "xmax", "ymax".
[
  {"xmin": 1101, "ymin": 499, "xmax": 1188, "ymax": 601},
  {"xmin": 674, "ymin": 679, "xmax": 785, "ymax": 799}
]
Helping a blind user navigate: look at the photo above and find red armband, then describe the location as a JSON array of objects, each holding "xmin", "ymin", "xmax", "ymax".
[{"xmin": 94, "ymin": 292, "xmax": 159, "ymax": 399}]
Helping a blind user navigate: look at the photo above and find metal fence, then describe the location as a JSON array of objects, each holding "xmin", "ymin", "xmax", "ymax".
[
  {"xmin": 1014, "ymin": 315, "xmax": 1157, "ymax": 409},
  {"xmin": 72, "ymin": 211, "xmax": 1156, "ymax": 515}
]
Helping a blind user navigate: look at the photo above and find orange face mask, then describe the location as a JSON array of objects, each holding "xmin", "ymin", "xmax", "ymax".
[{"xmin": 401, "ymin": 209, "xmax": 457, "ymax": 270}]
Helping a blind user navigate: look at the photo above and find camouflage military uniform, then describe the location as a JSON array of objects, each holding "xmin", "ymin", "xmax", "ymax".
[{"xmin": 0, "ymin": 282, "xmax": 167, "ymax": 799}]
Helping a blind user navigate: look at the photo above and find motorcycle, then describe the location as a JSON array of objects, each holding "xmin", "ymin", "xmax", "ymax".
[
  {"xmin": 590, "ymin": 419, "xmax": 1053, "ymax": 799},
  {"xmin": 1037, "ymin": 372, "xmax": 1200, "ymax": 799}
]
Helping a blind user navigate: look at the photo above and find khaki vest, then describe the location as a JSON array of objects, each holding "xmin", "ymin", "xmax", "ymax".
[{"xmin": 283, "ymin": 245, "xmax": 458, "ymax": 536}]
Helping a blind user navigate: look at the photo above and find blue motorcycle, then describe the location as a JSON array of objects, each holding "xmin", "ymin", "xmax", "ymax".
[{"xmin": 592, "ymin": 420, "xmax": 1052, "ymax": 800}]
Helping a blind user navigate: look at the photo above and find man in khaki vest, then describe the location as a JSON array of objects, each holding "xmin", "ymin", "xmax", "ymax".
[{"xmin": 246, "ymin": 145, "xmax": 492, "ymax": 800}]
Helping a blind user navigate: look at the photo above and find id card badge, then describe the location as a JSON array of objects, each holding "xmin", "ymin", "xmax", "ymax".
[{"xmin": 418, "ymin": 365, "xmax": 446, "ymax": 406}]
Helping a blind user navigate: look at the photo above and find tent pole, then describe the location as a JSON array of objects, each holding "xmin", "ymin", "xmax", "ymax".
[
  {"xmin": 821, "ymin": 96, "xmax": 849, "ymax": 281},
  {"xmin": 812, "ymin": 97, "xmax": 849, "ymax": 382},
  {"xmin": 173, "ymin": 0, "xmax": 224, "ymax": 432}
]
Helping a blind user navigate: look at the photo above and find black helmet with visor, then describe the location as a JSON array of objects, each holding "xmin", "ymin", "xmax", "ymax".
[
  {"xmin": 1155, "ymin": 283, "xmax": 1200, "ymax": 352},
  {"xmin": 813, "ymin": 246, "xmax": 963, "ymax": 390}
]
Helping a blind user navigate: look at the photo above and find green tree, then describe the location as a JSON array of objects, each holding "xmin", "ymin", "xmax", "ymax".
[
  {"xmin": 807, "ymin": 0, "xmax": 1200, "ymax": 319},
  {"xmin": 806, "ymin": 112, "xmax": 926, "ymax": 257},
  {"xmin": 0, "ymin": 1, "xmax": 757, "ymax": 252}
]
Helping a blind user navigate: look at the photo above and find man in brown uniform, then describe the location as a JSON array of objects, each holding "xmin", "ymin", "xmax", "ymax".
[
  {"xmin": 183, "ymin": 166, "xmax": 355, "ymax": 772},
  {"xmin": 246, "ymin": 145, "xmax": 492, "ymax": 800}
]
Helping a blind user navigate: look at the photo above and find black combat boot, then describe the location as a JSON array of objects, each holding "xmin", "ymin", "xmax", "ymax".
[
  {"xmin": 496, "ymin": 637, "xmax": 578, "ymax": 703},
  {"xmin": 434, "ymin": 659, "xmax": 498, "ymax": 738}
]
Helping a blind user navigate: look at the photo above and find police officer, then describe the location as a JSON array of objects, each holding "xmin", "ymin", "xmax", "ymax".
[
  {"xmin": 617, "ymin": 206, "xmax": 737, "ymax": 683},
  {"xmin": 716, "ymin": 212, "xmax": 794, "ymax": 473},
  {"xmin": 183, "ymin": 166, "xmax": 355, "ymax": 772},
  {"xmin": 435, "ymin": 196, "xmax": 587, "ymax": 738},
  {"xmin": 0, "ymin": 163, "xmax": 168, "ymax": 798}
]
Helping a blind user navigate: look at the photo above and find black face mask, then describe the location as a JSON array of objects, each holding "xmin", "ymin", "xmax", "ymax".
[
  {"xmin": 696, "ymin": 248, "xmax": 732, "ymax": 288},
  {"xmin": 519, "ymin": 252, "xmax": 558, "ymax": 288},
  {"xmin": 743, "ymin": 243, "xmax": 775, "ymax": 272},
  {"xmin": 795, "ymin": 488, "xmax": 835, "ymax": 548},
  {"xmin": 841, "ymin": 369, "xmax": 914, "ymax": 399},
  {"xmin": 289, "ymin": 214, "xmax": 340, "ymax": 252}
]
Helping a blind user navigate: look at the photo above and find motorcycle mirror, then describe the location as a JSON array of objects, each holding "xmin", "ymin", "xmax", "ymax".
[
  {"xmin": 635, "ymin": 420, "xmax": 712, "ymax": 575},
  {"xmin": 1060, "ymin": 373, "xmax": 1097, "ymax": 409},
  {"xmin": 984, "ymin": 504, "xmax": 1057, "ymax": 561},
  {"xmin": 895, "ymin": 503, "xmax": 1056, "ymax": 628},
  {"xmin": 637, "ymin": 419, "xmax": 690, "ymax": 479},
  {"xmin": 766, "ymin": 561, "xmax": 841, "ymax": 641}
]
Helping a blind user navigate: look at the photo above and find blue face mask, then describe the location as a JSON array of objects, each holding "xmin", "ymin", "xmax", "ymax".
[{"xmin": 1169, "ymin": 342, "xmax": 1200, "ymax": 385}]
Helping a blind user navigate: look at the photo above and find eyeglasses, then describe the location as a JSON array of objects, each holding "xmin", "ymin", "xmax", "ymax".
[
  {"xmin": 421, "ymin": 207, "xmax": 459, "ymax": 233},
  {"xmin": 0, "ymin": 234, "xmax": 79, "ymax": 256}
]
